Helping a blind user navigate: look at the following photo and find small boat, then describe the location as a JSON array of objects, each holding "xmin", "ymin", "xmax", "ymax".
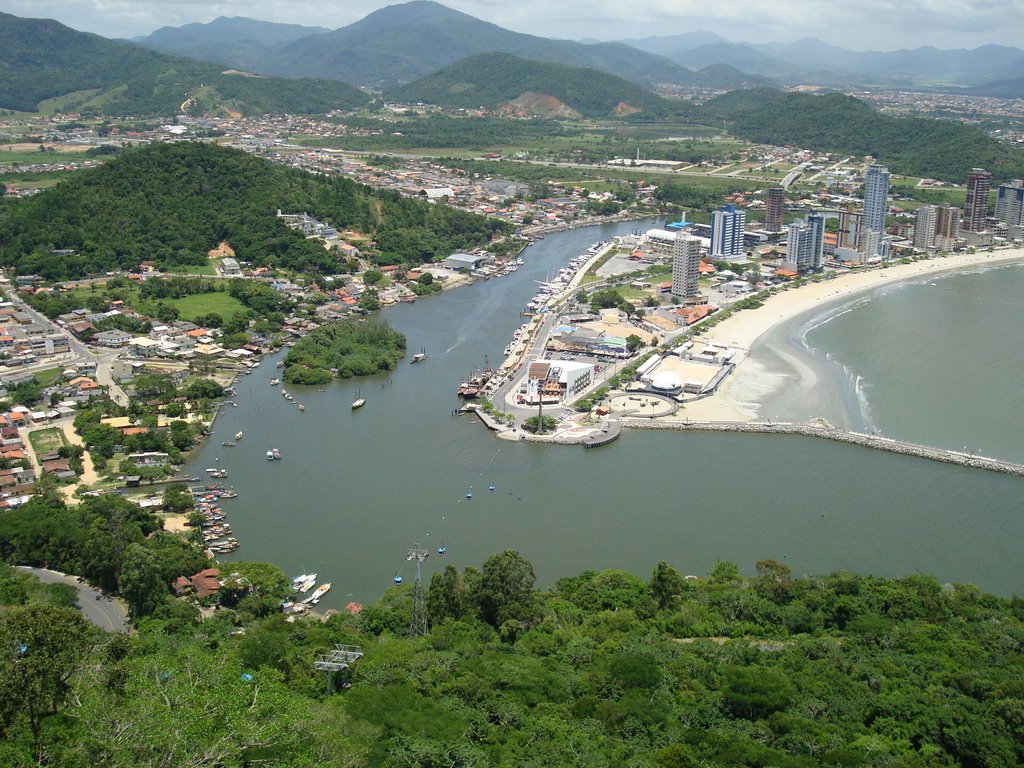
[
  {"xmin": 410, "ymin": 346, "xmax": 427, "ymax": 364},
  {"xmin": 270, "ymin": 378, "xmax": 280, "ymax": 386},
  {"xmin": 310, "ymin": 583, "xmax": 331, "ymax": 604},
  {"xmin": 276, "ymin": 360, "xmax": 284, "ymax": 368},
  {"xmin": 235, "ymin": 431, "xmax": 243, "ymax": 441},
  {"xmin": 272, "ymin": 448, "xmax": 281, "ymax": 460},
  {"xmin": 489, "ymin": 484, "xmax": 495, "ymax": 492},
  {"xmin": 466, "ymin": 489, "xmax": 473, "ymax": 499},
  {"xmin": 352, "ymin": 388, "xmax": 365, "ymax": 409},
  {"xmin": 393, "ymin": 573, "xmax": 403, "ymax": 585},
  {"xmin": 298, "ymin": 404, "xmax": 305, "ymax": 412},
  {"xmin": 221, "ymin": 440, "xmax": 236, "ymax": 447},
  {"xmin": 437, "ymin": 544, "xmax": 446, "ymax": 556},
  {"xmin": 297, "ymin": 577, "xmax": 317, "ymax": 593},
  {"xmin": 291, "ymin": 573, "xmax": 316, "ymax": 589}
]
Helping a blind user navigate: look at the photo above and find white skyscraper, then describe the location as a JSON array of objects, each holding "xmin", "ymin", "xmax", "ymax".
[
  {"xmin": 914, "ymin": 206, "xmax": 938, "ymax": 250},
  {"xmin": 995, "ymin": 180, "xmax": 1024, "ymax": 226},
  {"xmin": 786, "ymin": 212, "xmax": 825, "ymax": 272},
  {"xmin": 863, "ymin": 163, "xmax": 890, "ymax": 235},
  {"xmin": 709, "ymin": 204, "xmax": 746, "ymax": 258},
  {"xmin": 671, "ymin": 234, "xmax": 701, "ymax": 299}
]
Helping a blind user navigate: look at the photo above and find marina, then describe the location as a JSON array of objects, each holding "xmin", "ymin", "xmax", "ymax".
[{"xmin": 187, "ymin": 219, "xmax": 1024, "ymax": 610}]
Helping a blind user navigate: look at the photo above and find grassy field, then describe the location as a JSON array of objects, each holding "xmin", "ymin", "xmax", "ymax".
[
  {"xmin": 171, "ymin": 264, "xmax": 218, "ymax": 276},
  {"xmin": 33, "ymin": 367, "xmax": 62, "ymax": 387},
  {"xmin": 29, "ymin": 427, "xmax": 66, "ymax": 456},
  {"xmin": 168, "ymin": 292, "xmax": 248, "ymax": 322}
]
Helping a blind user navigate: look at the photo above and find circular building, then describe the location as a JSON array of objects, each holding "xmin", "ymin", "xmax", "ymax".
[{"xmin": 650, "ymin": 370, "xmax": 683, "ymax": 395}]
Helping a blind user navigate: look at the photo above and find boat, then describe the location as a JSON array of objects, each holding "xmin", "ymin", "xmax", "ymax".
[
  {"xmin": 297, "ymin": 577, "xmax": 317, "ymax": 593},
  {"xmin": 352, "ymin": 388, "xmax": 365, "ymax": 409},
  {"xmin": 221, "ymin": 440, "xmax": 236, "ymax": 447},
  {"xmin": 276, "ymin": 360, "xmax": 284, "ymax": 368},
  {"xmin": 235, "ymin": 431, "xmax": 243, "ymax": 441},
  {"xmin": 291, "ymin": 573, "xmax": 316, "ymax": 589},
  {"xmin": 298, "ymin": 403, "xmax": 305, "ymax": 412},
  {"xmin": 310, "ymin": 583, "xmax": 331, "ymax": 604},
  {"xmin": 270, "ymin": 378, "xmax": 280, "ymax": 386},
  {"xmin": 272, "ymin": 448, "xmax": 281, "ymax": 460},
  {"xmin": 410, "ymin": 346, "xmax": 427, "ymax": 364}
]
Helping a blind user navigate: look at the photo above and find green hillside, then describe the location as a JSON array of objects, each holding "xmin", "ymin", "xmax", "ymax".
[
  {"xmin": 706, "ymin": 87, "xmax": 1024, "ymax": 182},
  {"xmin": 0, "ymin": 142, "xmax": 507, "ymax": 279},
  {"xmin": 2, "ymin": 505, "xmax": 1023, "ymax": 768},
  {"xmin": 0, "ymin": 12, "xmax": 368, "ymax": 116},
  {"xmin": 389, "ymin": 53, "xmax": 694, "ymax": 119}
]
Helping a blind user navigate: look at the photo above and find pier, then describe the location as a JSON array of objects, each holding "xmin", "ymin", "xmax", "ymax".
[{"xmin": 621, "ymin": 419, "xmax": 1024, "ymax": 477}]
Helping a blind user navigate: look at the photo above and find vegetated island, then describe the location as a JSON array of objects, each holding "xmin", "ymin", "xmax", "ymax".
[{"xmin": 282, "ymin": 319, "xmax": 407, "ymax": 384}]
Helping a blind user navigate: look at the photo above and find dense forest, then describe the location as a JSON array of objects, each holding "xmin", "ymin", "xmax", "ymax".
[
  {"xmin": 389, "ymin": 53, "xmax": 697, "ymax": 119},
  {"xmin": 283, "ymin": 319, "xmax": 407, "ymax": 384},
  {"xmin": 0, "ymin": 143, "xmax": 507, "ymax": 279},
  {"xmin": 1, "ymin": 483, "xmax": 1022, "ymax": 768},
  {"xmin": 0, "ymin": 12, "xmax": 368, "ymax": 115},
  {"xmin": 706, "ymin": 88, "xmax": 1024, "ymax": 182}
]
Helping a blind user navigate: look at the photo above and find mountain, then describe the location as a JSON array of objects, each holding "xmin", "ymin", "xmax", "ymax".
[
  {"xmin": 142, "ymin": 1, "xmax": 704, "ymax": 90},
  {"xmin": 135, "ymin": 16, "xmax": 330, "ymax": 71},
  {"xmin": 0, "ymin": 142, "xmax": 506, "ymax": 278},
  {"xmin": 389, "ymin": 53, "xmax": 695, "ymax": 118},
  {"xmin": 746, "ymin": 38, "xmax": 1024, "ymax": 86},
  {"xmin": 706, "ymin": 87, "xmax": 1024, "ymax": 182},
  {"xmin": 964, "ymin": 77, "xmax": 1024, "ymax": 99},
  {"xmin": 0, "ymin": 12, "xmax": 368, "ymax": 115},
  {"xmin": 619, "ymin": 31, "xmax": 729, "ymax": 57}
]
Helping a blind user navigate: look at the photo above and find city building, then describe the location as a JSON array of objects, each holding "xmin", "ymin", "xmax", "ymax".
[
  {"xmin": 914, "ymin": 205, "xmax": 938, "ymax": 250},
  {"xmin": 995, "ymin": 179, "xmax": 1024, "ymax": 226},
  {"xmin": 786, "ymin": 212, "xmax": 825, "ymax": 272},
  {"xmin": 837, "ymin": 207, "xmax": 864, "ymax": 250},
  {"xmin": 709, "ymin": 204, "xmax": 746, "ymax": 258},
  {"xmin": 935, "ymin": 205, "xmax": 961, "ymax": 251},
  {"xmin": 862, "ymin": 164, "xmax": 890, "ymax": 235},
  {"xmin": 963, "ymin": 168, "xmax": 992, "ymax": 232},
  {"xmin": 671, "ymin": 234, "xmax": 702, "ymax": 299},
  {"xmin": 765, "ymin": 187, "xmax": 784, "ymax": 232}
]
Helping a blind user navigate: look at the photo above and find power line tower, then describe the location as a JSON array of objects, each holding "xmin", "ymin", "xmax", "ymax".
[
  {"xmin": 313, "ymin": 644, "xmax": 363, "ymax": 694},
  {"xmin": 406, "ymin": 542, "xmax": 429, "ymax": 637}
]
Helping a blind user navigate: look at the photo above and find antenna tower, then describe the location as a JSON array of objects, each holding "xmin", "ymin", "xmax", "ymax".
[{"xmin": 406, "ymin": 542, "xmax": 429, "ymax": 636}]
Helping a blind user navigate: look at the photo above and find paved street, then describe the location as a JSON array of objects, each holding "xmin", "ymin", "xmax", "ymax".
[{"xmin": 17, "ymin": 566, "xmax": 129, "ymax": 632}]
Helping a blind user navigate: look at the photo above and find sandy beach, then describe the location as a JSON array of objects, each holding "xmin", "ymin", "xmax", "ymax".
[{"xmin": 676, "ymin": 247, "xmax": 1024, "ymax": 423}]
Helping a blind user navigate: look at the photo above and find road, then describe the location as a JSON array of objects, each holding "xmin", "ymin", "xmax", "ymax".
[{"xmin": 17, "ymin": 566, "xmax": 129, "ymax": 632}]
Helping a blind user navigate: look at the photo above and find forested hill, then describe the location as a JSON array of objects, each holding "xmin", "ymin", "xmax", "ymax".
[
  {"xmin": 389, "ymin": 53, "xmax": 696, "ymax": 119},
  {"xmin": 2, "ymin": 508, "xmax": 1023, "ymax": 768},
  {"xmin": 0, "ymin": 12, "xmax": 368, "ymax": 116},
  {"xmin": 0, "ymin": 142, "xmax": 507, "ymax": 279},
  {"xmin": 706, "ymin": 87, "xmax": 1024, "ymax": 182}
]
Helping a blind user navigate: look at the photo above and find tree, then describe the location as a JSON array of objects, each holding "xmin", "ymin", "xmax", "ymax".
[
  {"xmin": 417, "ymin": 272, "xmax": 433, "ymax": 286},
  {"xmin": 359, "ymin": 289, "xmax": 381, "ymax": 312},
  {"xmin": 472, "ymin": 550, "xmax": 539, "ymax": 631},
  {"xmin": 650, "ymin": 561, "xmax": 685, "ymax": 611},
  {"xmin": 425, "ymin": 564, "xmax": 466, "ymax": 625},
  {"xmin": 625, "ymin": 334, "xmax": 643, "ymax": 353},
  {"xmin": 523, "ymin": 415, "xmax": 557, "ymax": 434},
  {"xmin": 118, "ymin": 542, "xmax": 168, "ymax": 618},
  {"xmin": 162, "ymin": 484, "xmax": 193, "ymax": 514},
  {"xmin": 363, "ymin": 269, "xmax": 384, "ymax": 286},
  {"xmin": 708, "ymin": 560, "xmax": 741, "ymax": 585},
  {"xmin": 0, "ymin": 603, "xmax": 94, "ymax": 760}
]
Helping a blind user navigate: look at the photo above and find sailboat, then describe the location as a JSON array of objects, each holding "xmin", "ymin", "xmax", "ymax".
[
  {"xmin": 410, "ymin": 345, "xmax": 427, "ymax": 364},
  {"xmin": 351, "ymin": 388, "xmax": 365, "ymax": 409}
]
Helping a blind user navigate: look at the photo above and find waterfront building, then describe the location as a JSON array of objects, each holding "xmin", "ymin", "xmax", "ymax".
[
  {"xmin": 963, "ymin": 168, "xmax": 992, "ymax": 232},
  {"xmin": 995, "ymin": 179, "xmax": 1024, "ymax": 226},
  {"xmin": 671, "ymin": 234, "xmax": 701, "ymax": 298},
  {"xmin": 709, "ymin": 204, "xmax": 746, "ymax": 258},
  {"xmin": 914, "ymin": 205, "xmax": 938, "ymax": 250},
  {"xmin": 786, "ymin": 212, "xmax": 825, "ymax": 272},
  {"xmin": 862, "ymin": 164, "xmax": 890, "ymax": 258},
  {"xmin": 765, "ymin": 187, "xmax": 784, "ymax": 232},
  {"xmin": 837, "ymin": 207, "xmax": 864, "ymax": 250}
]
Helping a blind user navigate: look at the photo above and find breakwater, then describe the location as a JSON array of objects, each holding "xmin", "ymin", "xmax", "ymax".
[{"xmin": 622, "ymin": 419, "xmax": 1024, "ymax": 477}]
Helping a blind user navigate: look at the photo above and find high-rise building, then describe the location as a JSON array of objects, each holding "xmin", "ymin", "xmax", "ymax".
[
  {"xmin": 963, "ymin": 168, "xmax": 992, "ymax": 232},
  {"xmin": 995, "ymin": 179, "xmax": 1024, "ymax": 226},
  {"xmin": 671, "ymin": 234, "xmax": 701, "ymax": 298},
  {"xmin": 934, "ymin": 205, "xmax": 961, "ymax": 251},
  {"xmin": 862, "ymin": 163, "xmax": 890, "ymax": 235},
  {"xmin": 765, "ymin": 187, "xmax": 784, "ymax": 232},
  {"xmin": 709, "ymin": 203, "xmax": 746, "ymax": 258},
  {"xmin": 913, "ymin": 205, "xmax": 938, "ymax": 250},
  {"xmin": 786, "ymin": 212, "xmax": 825, "ymax": 272},
  {"xmin": 837, "ymin": 207, "xmax": 864, "ymax": 250}
]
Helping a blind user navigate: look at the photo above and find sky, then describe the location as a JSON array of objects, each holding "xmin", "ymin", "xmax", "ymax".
[{"xmin": 0, "ymin": 0, "xmax": 1019, "ymax": 51}]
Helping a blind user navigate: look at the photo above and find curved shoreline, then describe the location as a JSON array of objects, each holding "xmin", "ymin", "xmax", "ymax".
[{"xmin": 681, "ymin": 248, "xmax": 1024, "ymax": 423}]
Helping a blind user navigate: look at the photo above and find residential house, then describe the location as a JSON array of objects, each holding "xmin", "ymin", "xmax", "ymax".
[{"xmin": 92, "ymin": 329, "xmax": 132, "ymax": 347}]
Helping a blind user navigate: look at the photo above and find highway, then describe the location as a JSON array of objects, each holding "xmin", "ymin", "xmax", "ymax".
[{"xmin": 17, "ymin": 566, "xmax": 129, "ymax": 632}]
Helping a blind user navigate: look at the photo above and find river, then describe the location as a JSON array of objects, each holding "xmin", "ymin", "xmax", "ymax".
[{"xmin": 190, "ymin": 221, "xmax": 1024, "ymax": 607}]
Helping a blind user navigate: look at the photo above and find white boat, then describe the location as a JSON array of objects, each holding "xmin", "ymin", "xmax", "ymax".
[
  {"xmin": 298, "ymin": 403, "xmax": 305, "ymax": 412},
  {"xmin": 276, "ymin": 360, "xmax": 284, "ymax": 368},
  {"xmin": 352, "ymin": 388, "xmax": 365, "ymax": 409},
  {"xmin": 235, "ymin": 431, "xmax": 243, "ymax": 441},
  {"xmin": 270, "ymin": 378, "xmax": 280, "ymax": 386},
  {"xmin": 291, "ymin": 572, "xmax": 316, "ymax": 588},
  {"xmin": 298, "ymin": 577, "xmax": 317, "ymax": 593},
  {"xmin": 266, "ymin": 450, "xmax": 276, "ymax": 461},
  {"xmin": 309, "ymin": 583, "xmax": 331, "ymax": 604}
]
